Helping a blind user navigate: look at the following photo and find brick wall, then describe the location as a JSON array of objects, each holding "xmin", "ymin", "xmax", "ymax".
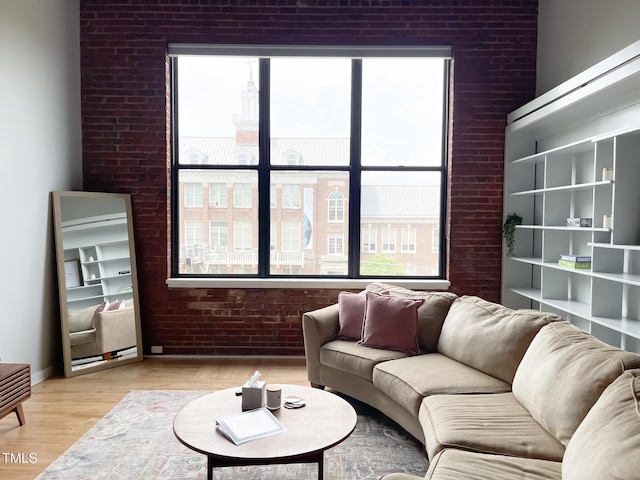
[{"xmin": 80, "ymin": 0, "xmax": 538, "ymax": 355}]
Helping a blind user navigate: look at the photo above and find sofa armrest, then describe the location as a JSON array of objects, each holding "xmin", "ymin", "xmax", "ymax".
[
  {"xmin": 302, "ymin": 303, "xmax": 340, "ymax": 385},
  {"xmin": 93, "ymin": 307, "xmax": 138, "ymax": 354}
]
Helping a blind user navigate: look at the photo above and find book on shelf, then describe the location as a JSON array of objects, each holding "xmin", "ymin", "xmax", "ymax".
[
  {"xmin": 215, "ymin": 407, "xmax": 286, "ymax": 445},
  {"xmin": 558, "ymin": 259, "xmax": 591, "ymax": 269},
  {"xmin": 560, "ymin": 254, "xmax": 592, "ymax": 262}
]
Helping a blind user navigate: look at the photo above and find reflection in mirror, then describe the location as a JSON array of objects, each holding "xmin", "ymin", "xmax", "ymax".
[{"xmin": 52, "ymin": 191, "xmax": 143, "ymax": 377}]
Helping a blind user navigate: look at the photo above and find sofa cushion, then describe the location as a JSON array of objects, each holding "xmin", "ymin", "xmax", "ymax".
[
  {"xmin": 425, "ymin": 449, "xmax": 562, "ymax": 480},
  {"xmin": 373, "ymin": 353, "xmax": 510, "ymax": 417},
  {"xmin": 68, "ymin": 304, "xmax": 101, "ymax": 332},
  {"xmin": 359, "ymin": 291, "xmax": 424, "ymax": 354},
  {"xmin": 562, "ymin": 368, "xmax": 640, "ymax": 479},
  {"xmin": 420, "ymin": 392, "xmax": 565, "ymax": 461},
  {"xmin": 379, "ymin": 474, "xmax": 423, "ymax": 480},
  {"xmin": 68, "ymin": 329, "xmax": 96, "ymax": 347},
  {"xmin": 337, "ymin": 291, "xmax": 366, "ymax": 340},
  {"xmin": 366, "ymin": 283, "xmax": 457, "ymax": 352},
  {"xmin": 320, "ymin": 339, "xmax": 408, "ymax": 381},
  {"xmin": 512, "ymin": 321, "xmax": 640, "ymax": 446},
  {"xmin": 437, "ymin": 296, "xmax": 561, "ymax": 383}
]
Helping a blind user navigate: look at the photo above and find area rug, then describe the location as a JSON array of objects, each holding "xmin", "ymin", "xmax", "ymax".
[{"xmin": 36, "ymin": 390, "xmax": 429, "ymax": 480}]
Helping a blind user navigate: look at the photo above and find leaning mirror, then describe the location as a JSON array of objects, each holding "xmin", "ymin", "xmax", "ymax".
[{"xmin": 52, "ymin": 191, "xmax": 143, "ymax": 377}]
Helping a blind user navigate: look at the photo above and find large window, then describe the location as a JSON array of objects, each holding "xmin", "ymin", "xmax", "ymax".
[{"xmin": 171, "ymin": 46, "xmax": 449, "ymax": 278}]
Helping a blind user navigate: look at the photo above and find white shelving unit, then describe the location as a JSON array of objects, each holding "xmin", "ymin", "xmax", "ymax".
[
  {"xmin": 62, "ymin": 214, "xmax": 133, "ymax": 309},
  {"xmin": 502, "ymin": 41, "xmax": 640, "ymax": 353}
]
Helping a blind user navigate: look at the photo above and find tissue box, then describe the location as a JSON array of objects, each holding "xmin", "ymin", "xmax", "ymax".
[
  {"xmin": 567, "ymin": 217, "xmax": 592, "ymax": 227},
  {"xmin": 242, "ymin": 380, "xmax": 266, "ymax": 411}
]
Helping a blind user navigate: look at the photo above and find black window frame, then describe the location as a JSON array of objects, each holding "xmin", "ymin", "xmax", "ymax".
[{"xmin": 169, "ymin": 46, "xmax": 450, "ymax": 280}]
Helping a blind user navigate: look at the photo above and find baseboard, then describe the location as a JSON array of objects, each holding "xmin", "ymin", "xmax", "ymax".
[
  {"xmin": 31, "ymin": 363, "xmax": 58, "ymax": 386},
  {"xmin": 143, "ymin": 354, "xmax": 306, "ymax": 360}
]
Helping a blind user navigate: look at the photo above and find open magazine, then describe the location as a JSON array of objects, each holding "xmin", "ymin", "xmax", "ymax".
[{"xmin": 216, "ymin": 407, "xmax": 286, "ymax": 445}]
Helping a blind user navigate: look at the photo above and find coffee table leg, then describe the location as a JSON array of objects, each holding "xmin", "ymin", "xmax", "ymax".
[
  {"xmin": 318, "ymin": 451, "xmax": 324, "ymax": 480},
  {"xmin": 205, "ymin": 450, "xmax": 326, "ymax": 479}
]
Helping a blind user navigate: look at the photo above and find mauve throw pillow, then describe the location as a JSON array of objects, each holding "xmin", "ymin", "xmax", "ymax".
[
  {"xmin": 337, "ymin": 291, "xmax": 366, "ymax": 340},
  {"xmin": 90, "ymin": 301, "xmax": 107, "ymax": 328},
  {"xmin": 359, "ymin": 291, "xmax": 424, "ymax": 354},
  {"xmin": 107, "ymin": 299, "xmax": 122, "ymax": 311}
]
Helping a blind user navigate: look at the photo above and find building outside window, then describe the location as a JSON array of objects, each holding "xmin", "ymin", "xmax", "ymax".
[
  {"xmin": 282, "ymin": 184, "xmax": 301, "ymax": 209},
  {"xmin": 209, "ymin": 221, "xmax": 228, "ymax": 250},
  {"xmin": 282, "ymin": 222, "xmax": 301, "ymax": 252},
  {"xmin": 233, "ymin": 221, "xmax": 252, "ymax": 252},
  {"xmin": 185, "ymin": 183, "xmax": 203, "ymax": 207},
  {"xmin": 381, "ymin": 226, "xmax": 397, "ymax": 253},
  {"xmin": 328, "ymin": 190, "xmax": 345, "ymax": 222},
  {"xmin": 432, "ymin": 228, "xmax": 440, "ymax": 254},
  {"xmin": 171, "ymin": 46, "xmax": 449, "ymax": 278},
  {"xmin": 185, "ymin": 220, "xmax": 203, "ymax": 246},
  {"xmin": 209, "ymin": 183, "xmax": 227, "ymax": 207},
  {"xmin": 328, "ymin": 234, "xmax": 344, "ymax": 255},
  {"xmin": 233, "ymin": 184, "xmax": 252, "ymax": 208},
  {"xmin": 270, "ymin": 184, "xmax": 276, "ymax": 208},
  {"xmin": 401, "ymin": 226, "xmax": 417, "ymax": 253},
  {"xmin": 362, "ymin": 226, "xmax": 377, "ymax": 253}
]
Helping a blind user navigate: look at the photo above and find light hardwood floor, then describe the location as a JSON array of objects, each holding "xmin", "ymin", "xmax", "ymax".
[{"xmin": 0, "ymin": 356, "xmax": 309, "ymax": 480}]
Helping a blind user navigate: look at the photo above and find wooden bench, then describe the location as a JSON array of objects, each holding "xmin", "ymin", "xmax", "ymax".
[{"xmin": 0, "ymin": 363, "xmax": 31, "ymax": 425}]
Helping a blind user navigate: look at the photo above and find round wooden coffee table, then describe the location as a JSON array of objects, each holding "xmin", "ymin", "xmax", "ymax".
[{"xmin": 173, "ymin": 384, "xmax": 357, "ymax": 480}]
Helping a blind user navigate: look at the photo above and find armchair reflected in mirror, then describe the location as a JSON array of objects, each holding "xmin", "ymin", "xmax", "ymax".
[{"xmin": 52, "ymin": 191, "xmax": 143, "ymax": 377}]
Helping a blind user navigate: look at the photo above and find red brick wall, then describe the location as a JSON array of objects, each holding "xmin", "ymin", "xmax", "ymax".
[{"xmin": 80, "ymin": 0, "xmax": 538, "ymax": 355}]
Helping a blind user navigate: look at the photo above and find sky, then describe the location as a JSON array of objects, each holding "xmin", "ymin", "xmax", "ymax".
[{"xmin": 176, "ymin": 55, "xmax": 446, "ymax": 169}]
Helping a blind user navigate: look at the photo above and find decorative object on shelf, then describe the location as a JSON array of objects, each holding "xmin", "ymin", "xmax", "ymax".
[
  {"xmin": 502, "ymin": 212, "xmax": 522, "ymax": 256},
  {"xmin": 558, "ymin": 259, "xmax": 592, "ymax": 269},
  {"xmin": 560, "ymin": 254, "xmax": 592, "ymax": 262},
  {"xmin": 602, "ymin": 168, "xmax": 614, "ymax": 181},
  {"xmin": 603, "ymin": 214, "xmax": 613, "ymax": 229},
  {"xmin": 64, "ymin": 260, "xmax": 82, "ymax": 288},
  {"xmin": 567, "ymin": 217, "xmax": 593, "ymax": 228}
]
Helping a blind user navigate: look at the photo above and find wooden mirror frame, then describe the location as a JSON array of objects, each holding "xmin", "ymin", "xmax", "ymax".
[{"xmin": 51, "ymin": 191, "xmax": 143, "ymax": 377}]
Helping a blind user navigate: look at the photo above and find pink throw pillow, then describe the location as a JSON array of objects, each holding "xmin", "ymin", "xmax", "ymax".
[
  {"xmin": 107, "ymin": 300, "xmax": 122, "ymax": 311},
  {"xmin": 359, "ymin": 291, "xmax": 424, "ymax": 354},
  {"xmin": 91, "ymin": 301, "xmax": 107, "ymax": 328},
  {"xmin": 337, "ymin": 291, "xmax": 366, "ymax": 340}
]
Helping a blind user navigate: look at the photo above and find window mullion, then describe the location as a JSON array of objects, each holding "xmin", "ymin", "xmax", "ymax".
[
  {"xmin": 438, "ymin": 59, "xmax": 451, "ymax": 278},
  {"xmin": 258, "ymin": 58, "xmax": 270, "ymax": 277},
  {"xmin": 170, "ymin": 57, "xmax": 181, "ymax": 277},
  {"xmin": 348, "ymin": 59, "xmax": 362, "ymax": 277}
]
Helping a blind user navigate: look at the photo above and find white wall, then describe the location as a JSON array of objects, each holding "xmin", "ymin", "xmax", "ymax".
[
  {"xmin": 0, "ymin": 0, "xmax": 82, "ymax": 383},
  {"xmin": 537, "ymin": 0, "xmax": 640, "ymax": 94}
]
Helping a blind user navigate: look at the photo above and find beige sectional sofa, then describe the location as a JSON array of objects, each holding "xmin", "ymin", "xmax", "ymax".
[
  {"xmin": 301, "ymin": 283, "xmax": 640, "ymax": 479},
  {"xmin": 68, "ymin": 299, "xmax": 137, "ymax": 360}
]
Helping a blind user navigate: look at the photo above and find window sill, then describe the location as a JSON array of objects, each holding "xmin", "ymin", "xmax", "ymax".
[{"xmin": 165, "ymin": 277, "xmax": 451, "ymax": 290}]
